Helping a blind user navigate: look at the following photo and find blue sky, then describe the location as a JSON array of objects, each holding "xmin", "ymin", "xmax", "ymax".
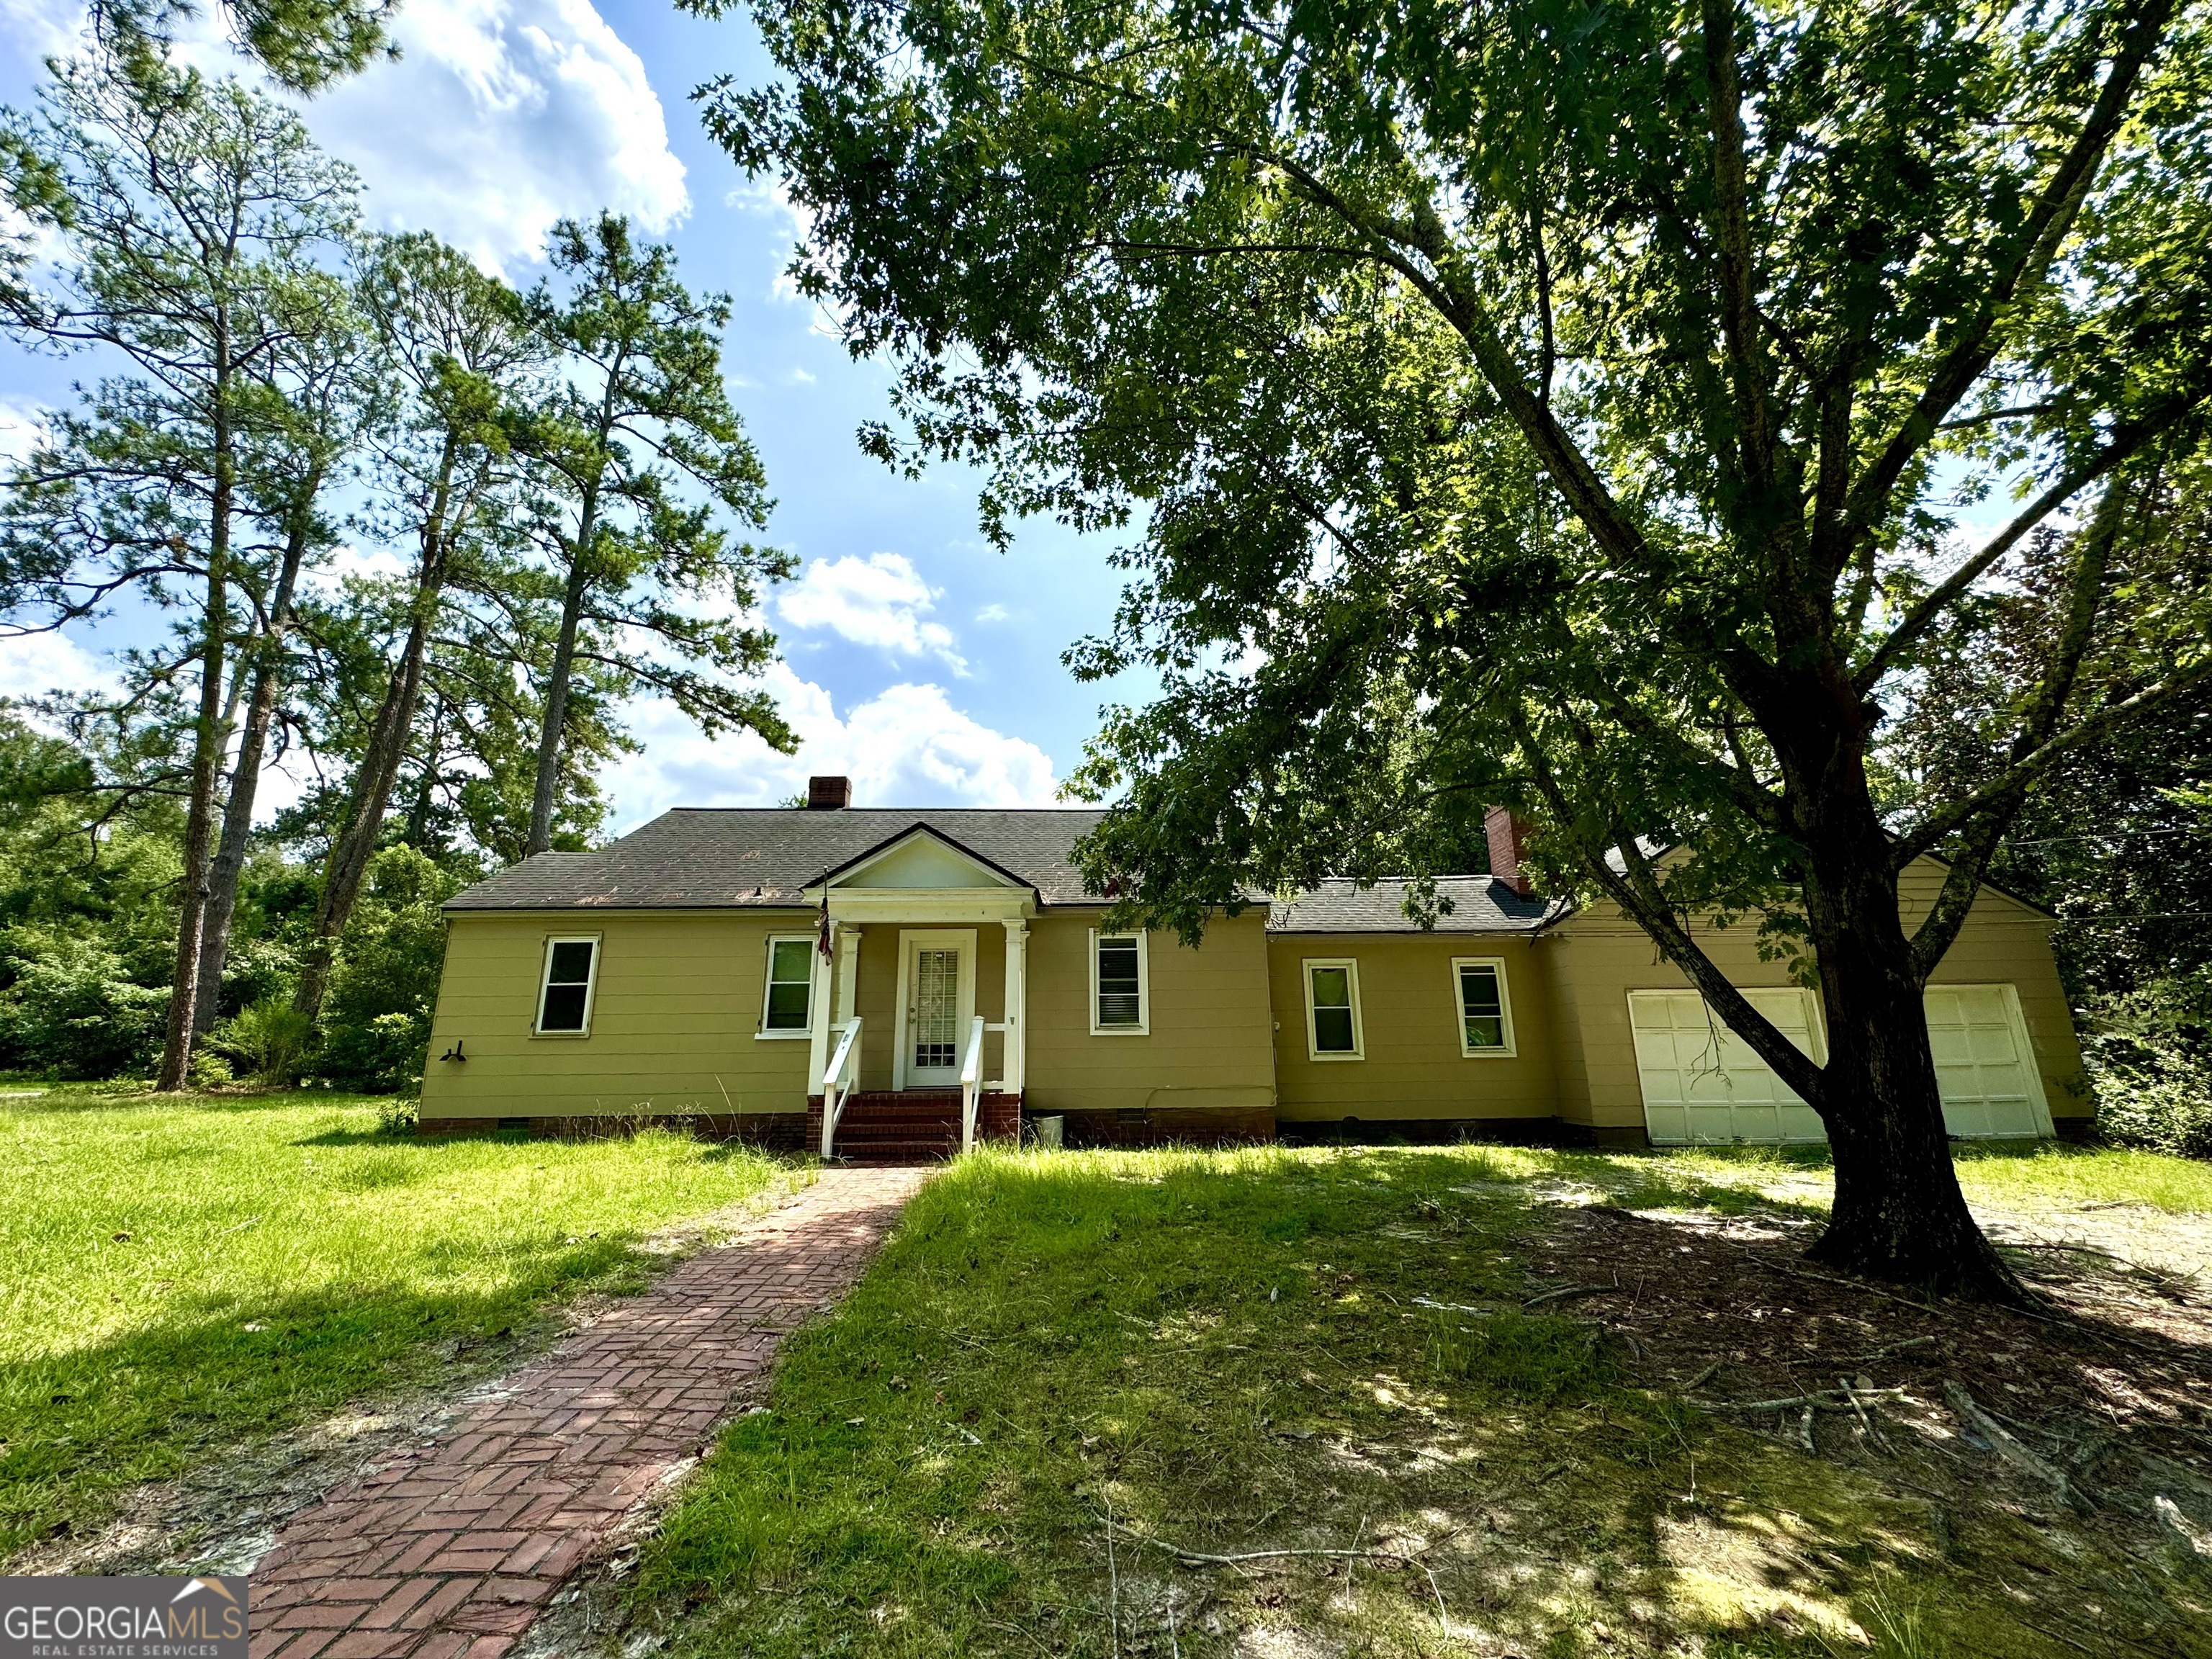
[{"xmin": 0, "ymin": 0, "xmax": 1146, "ymax": 831}]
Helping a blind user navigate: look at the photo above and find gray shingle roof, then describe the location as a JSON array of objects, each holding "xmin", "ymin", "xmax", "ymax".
[
  {"xmin": 444, "ymin": 808, "xmax": 1112, "ymax": 911},
  {"xmin": 445, "ymin": 807, "xmax": 1564, "ymax": 932},
  {"xmin": 1269, "ymin": 876, "xmax": 1560, "ymax": 933}
]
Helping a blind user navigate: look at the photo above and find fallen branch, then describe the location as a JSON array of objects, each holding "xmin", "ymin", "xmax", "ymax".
[
  {"xmin": 1839, "ymin": 1377, "xmax": 1892, "ymax": 1452},
  {"xmin": 1735, "ymin": 1249, "xmax": 1942, "ymax": 1313},
  {"xmin": 1102, "ymin": 1516, "xmax": 1431, "ymax": 1568},
  {"xmin": 1413, "ymin": 1296, "xmax": 1496, "ymax": 1316},
  {"xmin": 1693, "ymin": 1388, "xmax": 1909, "ymax": 1413},
  {"xmin": 1681, "ymin": 1361, "xmax": 1722, "ymax": 1393},
  {"xmin": 1944, "ymin": 1381, "xmax": 2085, "ymax": 1511},
  {"xmin": 1840, "ymin": 1336, "xmax": 1937, "ymax": 1363},
  {"xmin": 1523, "ymin": 1284, "xmax": 1617, "ymax": 1309}
]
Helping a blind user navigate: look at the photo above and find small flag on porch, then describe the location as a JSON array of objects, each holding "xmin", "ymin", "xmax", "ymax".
[{"xmin": 817, "ymin": 894, "xmax": 832, "ymax": 960}]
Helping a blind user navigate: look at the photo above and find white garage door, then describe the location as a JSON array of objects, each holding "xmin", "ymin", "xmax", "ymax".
[
  {"xmin": 1925, "ymin": 984, "xmax": 2052, "ymax": 1138},
  {"xmin": 1631, "ymin": 982, "xmax": 2052, "ymax": 1143},
  {"xmin": 1630, "ymin": 988, "xmax": 1827, "ymax": 1146}
]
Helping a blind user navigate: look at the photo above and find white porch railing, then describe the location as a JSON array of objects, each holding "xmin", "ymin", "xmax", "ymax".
[
  {"xmin": 959, "ymin": 1015, "xmax": 987, "ymax": 1153},
  {"xmin": 820, "ymin": 1017, "xmax": 861, "ymax": 1158}
]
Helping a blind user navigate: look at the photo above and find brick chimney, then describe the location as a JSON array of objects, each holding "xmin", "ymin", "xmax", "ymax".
[
  {"xmin": 1485, "ymin": 806, "xmax": 1534, "ymax": 896},
  {"xmin": 806, "ymin": 775, "xmax": 852, "ymax": 810}
]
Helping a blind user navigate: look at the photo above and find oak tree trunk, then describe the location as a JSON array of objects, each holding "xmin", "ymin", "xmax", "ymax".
[{"xmin": 1775, "ymin": 716, "xmax": 2024, "ymax": 1300}]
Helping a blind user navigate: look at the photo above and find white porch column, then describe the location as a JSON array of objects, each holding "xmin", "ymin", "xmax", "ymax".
[
  {"xmin": 1001, "ymin": 919, "xmax": 1028, "ymax": 1096},
  {"xmin": 835, "ymin": 925, "xmax": 863, "ymax": 1025},
  {"xmin": 806, "ymin": 918, "xmax": 837, "ymax": 1094}
]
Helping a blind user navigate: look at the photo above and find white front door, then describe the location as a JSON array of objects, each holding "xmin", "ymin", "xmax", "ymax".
[
  {"xmin": 1925, "ymin": 984, "xmax": 2053, "ymax": 1138},
  {"xmin": 895, "ymin": 930, "xmax": 976, "ymax": 1089},
  {"xmin": 1630, "ymin": 987, "xmax": 1827, "ymax": 1145}
]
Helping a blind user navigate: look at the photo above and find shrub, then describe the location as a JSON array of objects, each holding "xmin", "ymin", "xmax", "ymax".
[
  {"xmin": 2083, "ymin": 977, "xmax": 2212, "ymax": 1159},
  {"xmin": 316, "ymin": 847, "xmax": 457, "ymax": 1093},
  {"xmin": 2088, "ymin": 1034, "xmax": 2212, "ymax": 1159},
  {"xmin": 374, "ymin": 1094, "xmax": 419, "ymax": 1135},
  {"xmin": 208, "ymin": 997, "xmax": 315, "ymax": 1087},
  {"xmin": 0, "ymin": 938, "xmax": 166, "ymax": 1077},
  {"xmin": 322, "ymin": 1009, "xmax": 433, "ymax": 1095}
]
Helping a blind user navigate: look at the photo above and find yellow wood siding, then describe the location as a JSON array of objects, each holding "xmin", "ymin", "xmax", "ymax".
[
  {"xmin": 849, "ymin": 922, "xmax": 1011, "ymax": 1090},
  {"xmin": 418, "ymin": 912, "xmax": 817, "ymax": 1122},
  {"xmin": 1022, "ymin": 911, "xmax": 1277, "ymax": 1115},
  {"xmin": 1548, "ymin": 857, "xmax": 2086, "ymax": 1133},
  {"xmin": 1268, "ymin": 935, "xmax": 1558, "ymax": 1122}
]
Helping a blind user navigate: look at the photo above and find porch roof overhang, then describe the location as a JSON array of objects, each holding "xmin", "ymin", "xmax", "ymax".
[{"xmin": 803, "ymin": 822, "xmax": 1040, "ymax": 923}]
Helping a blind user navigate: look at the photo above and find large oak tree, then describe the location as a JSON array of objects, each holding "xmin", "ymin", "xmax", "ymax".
[{"xmin": 701, "ymin": 0, "xmax": 2212, "ymax": 1293}]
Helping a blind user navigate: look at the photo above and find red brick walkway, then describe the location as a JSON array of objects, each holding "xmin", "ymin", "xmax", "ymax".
[{"xmin": 246, "ymin": 1166, "xmax": 928, "ymax": 1659}]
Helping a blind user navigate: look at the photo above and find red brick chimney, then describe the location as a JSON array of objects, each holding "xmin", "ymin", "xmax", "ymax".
[
  {"xmin": 1485, "ymin": 806, "xmax": 1534, "ymax": 896},
  {"xmin": 806, "ymin": 775, "xmax": 852, "ymax": 810}
]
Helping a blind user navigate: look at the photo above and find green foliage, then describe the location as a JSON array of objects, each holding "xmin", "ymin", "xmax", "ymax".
[
  {"xmin": 207, "ymin": 997, "xmax": 315, "ymax": 1085},
  {"xmin": 2085, "ymin": 974, "xmax": 2212, "ymax": 1159},
  {"xmin": 515, "ymin": 212, "xmax": 793, "ymax": 854},
  {"xmin": 315, "ymin": 845, "xmax": 461, "ymax": 1092},
  {"xmin": 0, "ymin": 937, "xmax": 165, "ymax": 1077}
]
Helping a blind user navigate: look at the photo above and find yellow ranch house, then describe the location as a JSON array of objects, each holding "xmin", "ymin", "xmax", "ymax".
[{"xmin": 418, "ymin": 778, "xmax": 2090, "ymax": 1156}]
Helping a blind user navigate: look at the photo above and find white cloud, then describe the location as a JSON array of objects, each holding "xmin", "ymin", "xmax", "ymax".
[
  {"xmin": 974, "ymin": 603, "xmax": 1010, "ymax": 624},
  {"xmin": 0, "ymin": 399, "xmax": 49, "ymax": 467},
  {"xmin": 0, "ymin": 627, "xmax": 117, "ymax": 701},
  {"xmin": 604, "ymin": 663, "xmax": 1057, "ymax": 830},
  {"xmin": 0, "ymin": 0, "xmax": 83, "ymax": 66},
  {"xmin": 304, "ymin": 0, "xmax": 688, "ymax": 271},
  {"xmin": 777, "ymin": 552, "xmax": 966, "ymax": 674}
]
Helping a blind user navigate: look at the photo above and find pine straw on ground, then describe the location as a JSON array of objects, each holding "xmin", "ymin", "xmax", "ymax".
[{"xmin": 1528, "ymin": 1190, "xmax": 2212, "ymax": 1655}]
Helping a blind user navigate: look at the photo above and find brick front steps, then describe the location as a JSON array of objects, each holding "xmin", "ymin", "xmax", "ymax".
[{"xmin": 805, "ymin": 1089, "xmax": 1020, "ymax": 1163}]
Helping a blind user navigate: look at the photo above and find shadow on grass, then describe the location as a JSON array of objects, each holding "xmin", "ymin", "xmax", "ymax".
[
  {"xmin": 0, "ymin": 1231, "xmax": 658, "ymax": 1558},
  {"xmin": 638, "ymin": 1145, "xmax": 2134, "ymax": 1659}
]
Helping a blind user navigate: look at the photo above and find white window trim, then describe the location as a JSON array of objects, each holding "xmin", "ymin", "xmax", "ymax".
[
  {"xmin": 1088, "ymin": 927, "xmax": 1151, "ymax": 1036},
  {"xmin": 1450, "ymin": 956, "xmax": 1519, "ymax": 1058},
  {"xmin": 756, "ymin": 933, "xmax": 817, "ymax": 1040},
  {"xmin": 534, "ymin": 934, "xmax": 601, "ymax": 1038},
  {"xmin": 1302, "ymin": 956, "xmax": 1364, "ymax": 1061}
]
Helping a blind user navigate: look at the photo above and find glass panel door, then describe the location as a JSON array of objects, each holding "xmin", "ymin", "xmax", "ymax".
[{"xmin": 912, "ymin": 947, "xmax": 959, "ymax": 1071}]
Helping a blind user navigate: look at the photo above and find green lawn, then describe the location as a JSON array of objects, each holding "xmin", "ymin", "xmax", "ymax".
[
  {"xmin": 0, "ymin": 1083, "xmax": 803, "ymax": 1560},
  {"xmin": 639, "ymin": 1141, "xmax": 2211, "ymax": 1659}
]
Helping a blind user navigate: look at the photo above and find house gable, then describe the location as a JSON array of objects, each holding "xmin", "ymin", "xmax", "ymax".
[{"xmin": 819, "ymin": 824, "xmax": 1032, "ymax": 893}]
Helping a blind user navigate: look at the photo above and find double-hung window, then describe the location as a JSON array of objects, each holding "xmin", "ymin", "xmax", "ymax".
[
  {"xmin": 1452, "ymin": 957, "xmax": 1516, "ymax": 1056},
  {"xmin": 536, "ymin": 937, "xmax": 600, "ymax": 1035},
  {"xmin": 1089, "ymin": 930, "xmax": 1149, "ymax": 1035},
  {"xmin": 760, "ymin": 936, "xmax": 815, "ymax": 1036},
  {"xmin": 1303, "ymin": 958, "xmax": 1363, "ymax": 1060}
]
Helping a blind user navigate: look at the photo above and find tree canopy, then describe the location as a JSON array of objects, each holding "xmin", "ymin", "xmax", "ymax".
[{"xmin": 702, "ymin": 0, "xmax": 2212, "ymax": 1290}]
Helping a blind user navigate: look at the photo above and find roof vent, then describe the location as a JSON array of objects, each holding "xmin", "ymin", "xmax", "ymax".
[
  {"xmin": 807, "ymin": 775, "xmax": 852, "ymax": 810},
  {"xmin": 1485, "ymin": 806, "xmax": 1534, "ymax": 897}
]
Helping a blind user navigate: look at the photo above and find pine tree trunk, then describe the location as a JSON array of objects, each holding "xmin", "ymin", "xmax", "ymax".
[
  {"xmin": 156, "ymin": 403, "xmax": 233, "ymax": 1091},
  {"xmin": 291, "ymin": 570, "xmax": 445, "ymax": 1022},
  {"xmin": 195, "ymin": 505, "xmax": 314, "ymax": 1035},
  {"xmin": 526, "ymin": 493, "xmax": 599, "ymax": 858}
]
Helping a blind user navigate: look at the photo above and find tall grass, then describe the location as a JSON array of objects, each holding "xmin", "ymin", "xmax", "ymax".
[{"xmin": 0, "ymin": 1085, "xmax": 797, "ymax": 1557}]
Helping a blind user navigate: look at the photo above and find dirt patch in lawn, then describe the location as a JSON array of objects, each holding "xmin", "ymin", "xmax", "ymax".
[{"xmin": 1536, "ymin": 1191, "xmax": 2212, "ymax": 1653}]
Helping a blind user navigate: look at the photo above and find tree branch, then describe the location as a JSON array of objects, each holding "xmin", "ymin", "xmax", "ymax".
[{"xmin": 1835, "ymin": 0, "xmax": 2175, "ymax": 557}]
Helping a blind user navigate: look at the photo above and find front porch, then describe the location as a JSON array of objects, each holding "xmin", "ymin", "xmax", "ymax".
[{"xmin": 799, "ymin": 824, "xmax": 1037, "ymax": 1161}]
